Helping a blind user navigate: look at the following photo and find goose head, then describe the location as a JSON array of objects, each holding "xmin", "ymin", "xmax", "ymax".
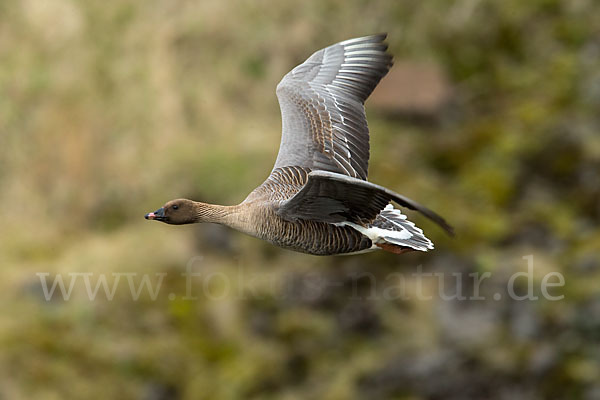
[{"xmin": 145, "ymin": 199, "xmax": 197, "ymax": 225}]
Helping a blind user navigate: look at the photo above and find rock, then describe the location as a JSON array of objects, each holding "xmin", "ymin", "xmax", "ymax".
[
  {"xmin": 141, "ymin": 382, "xmax": 179, "ymax": 400},
  {"xmin": 337, "ymin": 300, "xmax": 381, "ymax": 335},
  {"xmin": 194, "ymin": 223, "xmax": 235, "ymax": 254},
  {"xmin": 369, "ymin": 61, "xmax": 453, "ymax": 118}
]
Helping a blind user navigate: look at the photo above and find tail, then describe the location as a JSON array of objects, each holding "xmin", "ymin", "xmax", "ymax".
[
  {"xmin": 370, "ymin": 204, "xmax": 434, "ymax": 253},
  {"xmin": 336, "ymin": 204, "xmax": 434, "ymax": 254}
]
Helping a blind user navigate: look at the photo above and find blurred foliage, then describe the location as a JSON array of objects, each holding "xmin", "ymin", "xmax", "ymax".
[{"xmin": 1, "ymin": 0, "xmax": 599, "ymax": 399}]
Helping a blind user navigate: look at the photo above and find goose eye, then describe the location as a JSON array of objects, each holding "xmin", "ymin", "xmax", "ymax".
[{"xmin": 172, "ymin": 205, "xmax": 179, "ymax": 210}]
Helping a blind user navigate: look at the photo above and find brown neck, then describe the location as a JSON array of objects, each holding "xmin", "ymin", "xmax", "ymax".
[{"xmin": 192, "ymin": 202, "xmax": 236, "ymax": 224}]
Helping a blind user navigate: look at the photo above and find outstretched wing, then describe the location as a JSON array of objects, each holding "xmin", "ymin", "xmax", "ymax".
[
  {"xmin": 276, "ymin": 171, "xmax": 454, "ymax": 235},
  {"xmin": 272, "ymin": 34, "xmax": 393, "ymax": 180}
]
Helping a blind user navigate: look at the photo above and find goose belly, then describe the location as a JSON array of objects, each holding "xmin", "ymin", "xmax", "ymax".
[{"xmin": 259, "ymin": 218, "xmax": 373, "ymax": 256}]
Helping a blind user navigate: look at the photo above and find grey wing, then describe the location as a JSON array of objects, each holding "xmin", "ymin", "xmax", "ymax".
[
  {"xmin": 276, "ymin": 171, "xmax": 454, "ymax": 235},
  {"xmin": 273, "ymin": 34, "xmax": 393, "ymax": 180}
]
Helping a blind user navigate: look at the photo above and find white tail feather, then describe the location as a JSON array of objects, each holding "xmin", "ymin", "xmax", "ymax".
[{"xmin": 337, "ymin": 204, "xmax": 434, "ymax": 252}]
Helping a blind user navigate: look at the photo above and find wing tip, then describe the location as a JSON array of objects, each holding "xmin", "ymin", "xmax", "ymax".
[
  {"xmin": 438, "ymin": 218, "xmax": 456, "ymax": 237},
  {"xmin": 408, "ymin": 203, "xmax": 455, "ymax": 237},
  {"xmin": 340, "ymin": 33, "xmax": 389, "ymax": 46}
]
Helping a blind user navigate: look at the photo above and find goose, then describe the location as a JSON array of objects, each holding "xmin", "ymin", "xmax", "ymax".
[{"xmin": 145, "ymin": 34, "xmax": 453, "ymax": 256}]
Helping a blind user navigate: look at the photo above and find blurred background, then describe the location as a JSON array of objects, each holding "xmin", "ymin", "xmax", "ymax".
[{"xmin": 1, "ymin": 0, "xmax": 599, "ymax": 399}]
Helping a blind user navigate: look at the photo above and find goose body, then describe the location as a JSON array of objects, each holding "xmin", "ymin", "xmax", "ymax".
[{"xmin": 145, "ymin": 34, "xmax": 453, "ymax": 256}]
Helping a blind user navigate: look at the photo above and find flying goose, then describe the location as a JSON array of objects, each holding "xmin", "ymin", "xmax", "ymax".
[{"xmin": 145, "ymin": 34, "xmax": 453, "ymax": 255}]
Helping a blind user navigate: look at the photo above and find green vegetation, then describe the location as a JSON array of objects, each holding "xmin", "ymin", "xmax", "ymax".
[{"xmin": 1, "ymin": 0, "xmax": 598, "ymax": 398}]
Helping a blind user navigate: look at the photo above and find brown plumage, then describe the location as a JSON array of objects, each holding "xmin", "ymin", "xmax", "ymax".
[{"xmin": 145, "ymin": 34, "xmax": 453, "ymax": 256}]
